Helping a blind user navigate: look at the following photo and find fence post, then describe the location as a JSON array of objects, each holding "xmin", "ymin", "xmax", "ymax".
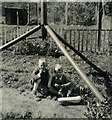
[
  {"xmin": 86, "ymin": 30, "xmax": 89, "ymax": 51},
  {"xmin": 95, "ymin": 30, "xmax": 97, "ymax": 52},
  {"xmin": 65, "ymin": 2, "xmax": 68, "ymax": 25},
  {"xmin": 70, "ymin": 30, "xmax": 72, "ymax": 45},
  {"xmin": 103, "ymin": 30, "xmax": 106, "ymax": 52},
  {"xmin": 4, "ymin": 26, "xmax": 7, "ymax": 44},
  {"xmin": 78, "ymin": 30, "xmax": 80, "ymax": 51},
  {"xmin": 81, "ymin": 30, "xmax": 84, "ymax": 52}
]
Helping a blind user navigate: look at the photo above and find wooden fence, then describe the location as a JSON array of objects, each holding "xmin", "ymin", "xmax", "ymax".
[
  {"xmin": 63, "ymin": 29, "xmax": 111, "ymax": 53},
  {"xmin": 1, "ymin": 25, "xmax": 112, "ymax": 54}
]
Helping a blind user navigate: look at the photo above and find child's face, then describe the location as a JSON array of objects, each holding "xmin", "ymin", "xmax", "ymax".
[
  {"xmin": 55, "ymin": 69, "xmax": 62, "ymax": 77},
  {"xmin": 39, "ymin": 62, "xmax": 46, "ymax": 70}
]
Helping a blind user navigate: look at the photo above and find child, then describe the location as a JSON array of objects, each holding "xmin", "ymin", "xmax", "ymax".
[
  {"xmin": 48, "ymin": 64, "xmax": 74, "ymax": 98},
  {"xmin": 30, "ymin": 58, "xmax": 49, "ymax": 97}
]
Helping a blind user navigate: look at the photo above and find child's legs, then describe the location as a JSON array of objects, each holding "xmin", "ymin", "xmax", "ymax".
[
  {"xmin": 42, "ymin": 87, "xmax": 49, "ymax": 96},
  {"xmin": 32, "ymin": 79, "xmax": 41, "ymax": 95},
  {"xmin": 49, "ymin": 87, "xmax": 60, "ymax": 97},
  {"xmin": 62, "ymin": 81, "xmax": 75, "ymax": 97}
]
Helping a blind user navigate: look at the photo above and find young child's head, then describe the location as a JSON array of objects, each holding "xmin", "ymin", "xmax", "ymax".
[
  {"xmin": 38, "ymin": 58, "xmax": 47, "ymax": 70},
  {"xmin": 54, "ymin": 64, "xmax": 63, "ymax": 77}
]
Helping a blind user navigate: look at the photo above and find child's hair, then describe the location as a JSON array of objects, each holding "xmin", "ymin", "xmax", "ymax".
[
  {"xmin": 38, "ymin": 58, "xmax": 47, "ymax": 68},
  {"xmin": 54, "ymin": 64, "xmax": 63, "ymax": 73}
]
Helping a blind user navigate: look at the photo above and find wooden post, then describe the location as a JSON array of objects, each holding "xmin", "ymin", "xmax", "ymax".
[
  {"xmin": 78, "ymin": 30, "xmax": 80, "ymax": 51},
  {"xmin": 86, "ymin": 30, "xmax": 89, "ymax": 51},
  {"xmin": 65, "ymin": 2, "xmax": 68, "ymax": 25},
  {"xmin": 41, "ymin": 0, "xmax": 47, "ymax": 40},
  {"xmin": 81, "ymin": 31, "xmax": 84, "ymax": 52},
  {"xmin": 17, "ymin": 10, "xmax": 19, "ymax": 38},
  {"xmin": 95, "ymin": 30, "xmax": 97, "ymax": 52},
  {"xmin": 70, "ymin": 30, "xmax": 72, "ymax": 45},
  {"xmin": 98, "ymin": 1, "xmax": 103, "ymax": 50}
]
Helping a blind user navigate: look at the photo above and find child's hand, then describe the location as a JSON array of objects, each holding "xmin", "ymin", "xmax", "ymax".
[
  {"xmin": 38, "ymin": 70, "xmax": 42, "ymax": 77},
  {"xmin": 54, "ymin": 83, "xmax": 60, "ymax": 87},
  {"xmin": 58, "ymin": 90, "xmax": 62, "ymax": 96},
  {"xmin": 37, "ymin": 73, "xmax": 41, "ymax": 78},
  {"xmin": 61, "ymin": 84, "xmax": 64, "ymax": 87}
]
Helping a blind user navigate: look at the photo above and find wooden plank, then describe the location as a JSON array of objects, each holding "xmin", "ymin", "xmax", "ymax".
[
  {"xmin": 108, "ymin": 30, "xmax": 110, "ymax": 54},
  {"xmin": 70, "ymin": 30, "xmax": 72, "ymax": 45},
  {"xmin": 4, "ymin": 26, "xmax": 7, "ymax": 44},
  {"xmin": 95, "ymin": 30, "xmax": 97, "ymax": 52},
  {"xmin": 78, "ymin": 30, "xmax": 80, "ymax": 51},
  {"xmin": 103, "ymin": 30, "xmax": 106, "ymax": 52},
  {"xmin": 90, "ymin": 32, "xmax": 93, "ymax": 52}
]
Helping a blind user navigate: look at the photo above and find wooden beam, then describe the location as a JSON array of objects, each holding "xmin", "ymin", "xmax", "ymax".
[
  {"xmin": 98, "ymin": 1, "xmax": 103, "ymax": 50},
  {"xmin": 0, "ymin": 25, "xmax": 41, "ymax": 51},
  {"xmin": 41, "ymin": 0, "xmax": 47, "ymax": 40}
]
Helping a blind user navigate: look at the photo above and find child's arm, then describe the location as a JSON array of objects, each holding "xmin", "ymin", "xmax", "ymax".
[
  {"xmin": 60, "ymin": 75, "xmax": 71, "ymax": 87},
  {"xmin": 31, "ymin": 68, "xmax": 41, "ymax": 83}
]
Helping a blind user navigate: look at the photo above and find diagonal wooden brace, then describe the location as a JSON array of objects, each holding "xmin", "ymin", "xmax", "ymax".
[{"xmin": 0, "ymin": 25, "xmax": 41, "ymax": 51}]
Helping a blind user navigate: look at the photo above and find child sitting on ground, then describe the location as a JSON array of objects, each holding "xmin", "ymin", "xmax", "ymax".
[
  {"xmin": 48, "ymin": 64, "xmax": 74, "ymax": 99},
  {"xmin": 30, "ymin": 58, "xmax": 49, "ymax": 98}
]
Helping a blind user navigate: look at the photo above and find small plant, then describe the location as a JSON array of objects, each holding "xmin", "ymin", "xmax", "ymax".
[
  {"xmin": 13, "ymin": 40, "xmax": 39, "ymax": 55},
  {"xmin": 2, "ymin": 111, "xmax": 32, "ymax": 119},
  {"xmin": 85, "ymin": 97, "xmax": 112, "ymax": 119}
]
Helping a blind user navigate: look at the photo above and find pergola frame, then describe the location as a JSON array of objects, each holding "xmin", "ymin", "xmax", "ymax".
[{"xmin": 0, "ymin": 1, "xmax": 107, "ymax": 102}]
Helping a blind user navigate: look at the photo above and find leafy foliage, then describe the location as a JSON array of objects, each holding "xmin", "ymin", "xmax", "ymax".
[{"xmin": 86, "ymin": 97, "xmax": 112, "ymax": 118}]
